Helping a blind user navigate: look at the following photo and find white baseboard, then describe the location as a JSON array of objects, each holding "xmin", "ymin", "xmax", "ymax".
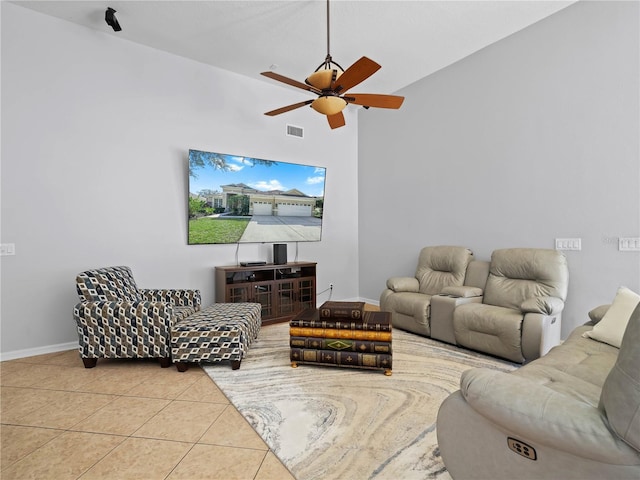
[
  {"xmin": 0, "ymin": 341, "xmax": 78, "ymax": 362},
  {"xmin": 334, "ymin": 296, "xmax": 380, "ymax": 307},
  {"xmin": 359, "ymin": 297, "xmax": 380, "ymax": 306}
]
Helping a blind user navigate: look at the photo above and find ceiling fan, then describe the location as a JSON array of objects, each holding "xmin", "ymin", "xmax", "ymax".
[{"xmin": 261, "ymin": 0, "xmax": 404, "ymax": 129}]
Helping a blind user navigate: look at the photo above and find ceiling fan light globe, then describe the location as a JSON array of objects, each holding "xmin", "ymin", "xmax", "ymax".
[
  {"xmin": 306, "ymin": 69, "xmax": 341, "ymax": 90},
  {"xmin": 311, "ymin": 96, "xmax": 347, "ymax": 116}
]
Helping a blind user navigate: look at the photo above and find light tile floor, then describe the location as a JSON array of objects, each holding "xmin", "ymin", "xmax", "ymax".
[{"xmin": 1, "ymin": 350, "xmax": 295, "ymax": 479}]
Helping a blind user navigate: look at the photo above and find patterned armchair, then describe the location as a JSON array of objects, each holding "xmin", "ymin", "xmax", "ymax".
[{"xmin": 74, "ymin": 266, "xmax": 201, "ymax": 368}]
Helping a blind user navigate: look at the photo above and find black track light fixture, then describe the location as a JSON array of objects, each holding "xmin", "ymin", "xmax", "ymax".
[{"xmin": 105, "ymin": 7, "xmax": 121, "ymax": 32}]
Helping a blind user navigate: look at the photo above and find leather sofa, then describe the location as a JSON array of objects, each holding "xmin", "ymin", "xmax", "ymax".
[
  {"xmin": 381, "ymin": 247, "xmax": 569, "ymax": 363},
  {"xmin": 436, "ymin": 301, "xmax": 640, "ymax": 479}
]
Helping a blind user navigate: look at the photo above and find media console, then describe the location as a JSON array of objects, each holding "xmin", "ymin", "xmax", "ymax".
[{"xmin": 215, "ymin": 262, "xmax": 317, "ymax": 325}]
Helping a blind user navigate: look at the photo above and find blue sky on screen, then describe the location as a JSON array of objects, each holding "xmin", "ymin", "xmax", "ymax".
[{"xmin": 190, "ymin": 153, "xmax": 325, "ymax": 197}]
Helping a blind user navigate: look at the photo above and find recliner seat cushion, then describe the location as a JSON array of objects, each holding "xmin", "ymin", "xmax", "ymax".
[
  {"xmin": 518, "ymin": 325, "xmax": 619, "ymax": 394},
  {"xmin": 382, "ymin": 292, "xmax": 431, "ymax": 326},
  {"xmin": 454, "ymin": 303, "xmax": 524, "ymax": 362}
]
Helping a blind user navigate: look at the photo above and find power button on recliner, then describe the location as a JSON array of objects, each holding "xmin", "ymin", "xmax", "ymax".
[{"xmin": 507, "ymin": 437, "xmax": 537, "ymax": 460}]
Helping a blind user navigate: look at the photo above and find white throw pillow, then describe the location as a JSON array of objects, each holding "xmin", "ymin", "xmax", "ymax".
[{"xmin": 585, "ymin": 286, "xmax": 640, "ymax": 348}]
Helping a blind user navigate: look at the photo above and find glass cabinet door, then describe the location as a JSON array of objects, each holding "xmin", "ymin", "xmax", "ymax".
[
  {"xmin": 252, "ymin": 282, "xmax": 274, "ymax": 319},
  {"xmin": 227, "ymin": 285, "xmax": 251, "ymax": 303},
  {"xmin": 216, "ymin": 263, "xmax": 316, "ymax": 324},
  {"xmin": 276, "ymin": 280, "xmax": 296, "ymax": 316},
  {"xmin": 298, "ymin": 278, "xmax": 315, "ymax": 310}
]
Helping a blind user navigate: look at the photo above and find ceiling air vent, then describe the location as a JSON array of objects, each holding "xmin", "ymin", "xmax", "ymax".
[{"xmin": 286, "ymin": 124, "xmax": 304, "ymax": 138}]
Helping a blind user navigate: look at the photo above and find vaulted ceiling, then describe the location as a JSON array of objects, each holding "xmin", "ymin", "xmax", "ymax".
[{"xmin": 14, "ymin": 1, "xmax": 575, "ymax": 94}]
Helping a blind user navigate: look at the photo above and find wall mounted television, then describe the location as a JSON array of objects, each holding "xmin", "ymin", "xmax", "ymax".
[{"xmin": 188, "ymin": 149, "xmax": 326, "ymax": 245}]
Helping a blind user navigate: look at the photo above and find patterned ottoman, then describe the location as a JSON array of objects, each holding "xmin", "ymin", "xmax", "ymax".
[{"xmin": 171, "ymin": 302, "xmax": 261, "ymax": 372}]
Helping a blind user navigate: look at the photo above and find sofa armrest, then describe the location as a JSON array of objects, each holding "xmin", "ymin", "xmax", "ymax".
[
  {"xmin": 386, "ymin": 276, "xmax": 419, "ymax": 293},
  {"xmin": 141, "ymin": 289, "xmax": 202, "ymax": 309},
  {"xmin": 520, "ymin": 296, "xmax": 564, "ymax": 315},
  {"xmin": 440, "ymin": 285, "xmax": 483, "ymax": 298},
  {"xmin": 521, "ymin": 312, "xmax": 562, "ymax": 361},
  {"xmin": 460, "ymin": 368, "xmax": 640, "ymax": 464},
  {"xmin": 519, "ymin": 299, "xmax": 564, "ymax": 360},
  {"xmin": 74, "ymin": 300, "xmax": 174, "ymax": 325}
]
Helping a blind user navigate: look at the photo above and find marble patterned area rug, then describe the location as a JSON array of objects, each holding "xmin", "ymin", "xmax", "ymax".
[{"xmin": 203, "ymin": 322, "xmax": 517, "ymax": 480}]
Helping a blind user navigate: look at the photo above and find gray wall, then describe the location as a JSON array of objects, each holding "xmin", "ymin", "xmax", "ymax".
[
  {"xmin": 358, "ymin": 1, "xmax": 640, "ymax": 338},
  {"xmin": 2, "ymin": 1, "xmax": 638, "ymax": 357},
  {"xmin": 0, "ymin": 3, "xmax": 360, "ymax": 358}
]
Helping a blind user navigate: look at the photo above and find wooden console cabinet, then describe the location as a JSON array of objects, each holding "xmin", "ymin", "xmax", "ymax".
[{"xmin": 215, "ymin": 262, "xmax": 316, "ymax": 325}]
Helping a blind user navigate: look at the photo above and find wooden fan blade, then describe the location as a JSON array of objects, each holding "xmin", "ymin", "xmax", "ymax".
[
  {"xmin": 265, "ymin": 100, "xmax": 313, "ymax": 116},
  {"xmin": 327, "ymin": 112, "xmax": 346, "ymax": 129},
  {"xmin": 344, "ymin": 93, "xmax": 404, "ymax": 109},
  {"xmin": 331, "ymin": 56, "xmax": 381, "ymax": 94},
  {"xmin": 261, "ymin": 71, "xmax": 321, "ymax": 94}
]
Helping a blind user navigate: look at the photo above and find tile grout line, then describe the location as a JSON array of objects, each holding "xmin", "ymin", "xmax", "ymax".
[{"xmin": 1, "ymin": 352, "xmax": 293, "ymax": 479}]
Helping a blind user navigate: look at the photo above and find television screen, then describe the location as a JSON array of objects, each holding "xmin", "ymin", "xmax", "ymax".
[{"xmin": 188, "ymin": 149, "xmax": 326, "ymax": 244}]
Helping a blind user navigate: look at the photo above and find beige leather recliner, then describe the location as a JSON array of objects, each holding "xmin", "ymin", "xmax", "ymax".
[
  {"xmin": 452, "ymin": 248, "xmax": 568, "ymax": 363},
  {"xmin": 436, "ymin": 303, "xmax": 640, "ymax": 479},
  {"xmin": 379, "ymin": 246, "xmax": 474, "ymax": 337}
]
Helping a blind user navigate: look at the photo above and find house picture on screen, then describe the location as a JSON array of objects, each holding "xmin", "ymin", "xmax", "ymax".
[{"xmin": 188, "ymin": 149, "xmax": 326, "ymax": 244}]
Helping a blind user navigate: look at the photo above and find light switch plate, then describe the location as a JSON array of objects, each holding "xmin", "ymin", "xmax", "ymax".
[
  {"xmin": 555, "ymin": 238, "xmax": 581, "ymax": 251},
  {"xmin": 0, "ymin": 243, "xmax": 15, "ymax": 256},
  {"xmin": 619, "ymin": 237, "xmax": 640, "ymax": 251}
]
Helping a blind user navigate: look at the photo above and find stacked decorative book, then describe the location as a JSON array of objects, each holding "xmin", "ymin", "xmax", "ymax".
[{"xmin": 289, "ymin": 301, "xmax": 392, "ymax": 376}]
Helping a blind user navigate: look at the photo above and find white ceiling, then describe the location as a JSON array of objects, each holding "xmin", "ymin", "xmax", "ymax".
[{"xmin": 14, "ymin": 0, "xmax": 575, "ymax": 94}]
